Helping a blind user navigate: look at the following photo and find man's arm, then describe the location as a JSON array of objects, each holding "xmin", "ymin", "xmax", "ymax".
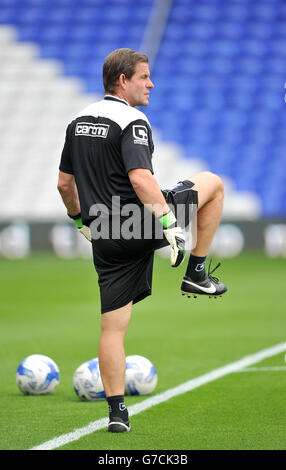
[
  {"xmin": 57, "ymin": 171, "xmax": 81, "ymax": 216},
  {"xmin": 128, "ymin": 168, "xmax": 185, "ymax": 267},
  {"xmin": 128, "ymin": 168, "xmax": 169, "ymax": 217},
  {"xmin": 57, "ymin": 171, "xmax": 91, "ymax": 242}
]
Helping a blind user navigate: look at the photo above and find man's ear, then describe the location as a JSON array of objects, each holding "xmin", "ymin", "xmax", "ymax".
[{"xmin": 118, "ymin": 73, "xmax": 127, "ymax": 89}]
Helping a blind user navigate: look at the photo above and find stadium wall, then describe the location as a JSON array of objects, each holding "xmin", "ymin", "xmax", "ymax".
[{"xmin": 0, "ymin": 220, "xmax": 286, "ymax": 259}]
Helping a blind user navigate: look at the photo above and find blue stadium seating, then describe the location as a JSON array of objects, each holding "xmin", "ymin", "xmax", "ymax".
[
  {"xmin": 0, "ymin": 0, "xmax": 285, "ymax": 216},
  {"xmin": 150, "ymin": 0, "xmax": 286, "ymax": 216}
]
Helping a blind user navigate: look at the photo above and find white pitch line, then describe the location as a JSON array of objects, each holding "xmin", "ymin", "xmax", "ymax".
[
  {"xmin": 30, "ymin": 342, "xmax": 286, "ymax": 451},
  {"xmin": 235, "ymin": 366, "xmax": 286, "ymax": 372}
]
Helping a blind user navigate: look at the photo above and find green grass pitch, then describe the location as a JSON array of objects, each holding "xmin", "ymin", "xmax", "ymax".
[{"xmin": 0, "ymin": 251, "xmax": 285, "ymax": 450}]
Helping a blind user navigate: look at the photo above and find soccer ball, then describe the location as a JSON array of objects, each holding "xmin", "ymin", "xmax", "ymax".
[
  {"xmin": 16, "ymin": 354, "xmax": 60, "ymax": 395},
  {"xmin": 125, "ymin": 355, "xmax": 158, "ymax": 396},
  {"xmin": 73, "ymin": 358, "xmax": 106, "ymax": 401}
]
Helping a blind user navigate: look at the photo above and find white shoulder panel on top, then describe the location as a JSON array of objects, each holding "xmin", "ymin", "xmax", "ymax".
[{"xmin": 75, "ymin": 99, "xmax": 150, "ymax": 130}]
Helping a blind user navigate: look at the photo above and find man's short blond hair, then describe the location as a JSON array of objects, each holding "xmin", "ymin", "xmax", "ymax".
[{"xmin": 103, "ymin": 48, "xmax": 149, "ymax": 94}]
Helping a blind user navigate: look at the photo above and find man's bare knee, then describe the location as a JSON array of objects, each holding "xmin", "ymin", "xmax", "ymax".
[
  {"xmin": 100, "ymin": 302, "xmax": 132, "ymax": 335},
  {"xmin": 191, "ymin": 171, "xmax": 223, "ymax": 191},
  {"xmin": 205, "ymin": 172, "xmax": 224, "ymax": 205},
  {"xmin": 210, "ymin": 172, "xmax": 224, "ymax": 198},
  {"xmin": 188, "ymin": 171, "xmax": 224, "ymax": 210}
]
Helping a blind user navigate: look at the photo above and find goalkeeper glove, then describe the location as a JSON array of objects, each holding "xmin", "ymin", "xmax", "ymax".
[
  {"xmin": 67, "ymin": 212, "xmax": 91, "ymax": 242},
  {"xmin": 159, "ymin": 210, "xmax": 185, "ymax": 267}
]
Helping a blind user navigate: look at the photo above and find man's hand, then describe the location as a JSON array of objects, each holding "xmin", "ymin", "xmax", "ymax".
[
  {"xmin": 163, "ymin": 226, "xmax": 186, "ymax": 267},
  {"xmin": 159, "ymin": 211, "xmax": 186, "ymax": 267},
  {"xmin": 78, "ymin": 225, "xmax": 91, "ymax": 242},
  {"xmin": 68, "ymin": 212, "xmax": 91, "ymax": 242}
]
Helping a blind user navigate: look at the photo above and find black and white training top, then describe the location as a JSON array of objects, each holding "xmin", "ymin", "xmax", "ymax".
[{"xmin": 59, "ymin": 95, "xmax": 154, "ymax": 226}]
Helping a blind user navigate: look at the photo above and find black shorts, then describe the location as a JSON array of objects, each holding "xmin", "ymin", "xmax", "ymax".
[{"xmin": 92, "ymin": 180, "xmax": 198, "ymax": 313}]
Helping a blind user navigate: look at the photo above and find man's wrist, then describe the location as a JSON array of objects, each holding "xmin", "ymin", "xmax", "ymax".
[
  {"xmin": 67, "ymin": 211, "xmax": 81, "ymax": 220},
  {"xmin": 67, "ymin": 212, "xmax": 83, "ymax": 229}
]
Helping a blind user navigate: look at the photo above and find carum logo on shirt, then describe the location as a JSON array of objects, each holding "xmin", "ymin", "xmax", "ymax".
[
  {"xmin": 75, "ymin": 122, "xmax": 109, "ymax": 138},
  {"xmin": 133, "ymin": 125, "xmax": 148, "ymax": 146}
]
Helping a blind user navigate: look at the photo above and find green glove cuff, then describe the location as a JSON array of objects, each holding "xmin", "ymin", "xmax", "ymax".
[
  {"xmin": 73, "ymin": 217, "xmax": 83, "ymax": 229},
  {"xmin": 67, "ymin": 212, "xmax": 83, "ymax": 229},
  {"xmin": 158, "ymin": 211, "xmax": 177, "ymax": 229}
]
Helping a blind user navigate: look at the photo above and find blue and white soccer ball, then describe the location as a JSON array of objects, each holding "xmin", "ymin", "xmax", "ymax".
[
  {"xmin": 73, "ymin": 358, "xmax": 106, "ymax": 401},
  {"xmin": 125, "ymin": 355, "xmax": 158, "ymax": 396},
  {"xmin": 16, "ymin": 354, "xmax": 60, "ymax": 395}
]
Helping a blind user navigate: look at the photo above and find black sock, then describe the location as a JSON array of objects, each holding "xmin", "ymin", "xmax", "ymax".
[
  {"xmin": 185, "ymin": 254, "xmax": 207, "ymax": 281},
  {"xmin": 107, "ymin": 395, "xmax": 129, "ymax": 423}
]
